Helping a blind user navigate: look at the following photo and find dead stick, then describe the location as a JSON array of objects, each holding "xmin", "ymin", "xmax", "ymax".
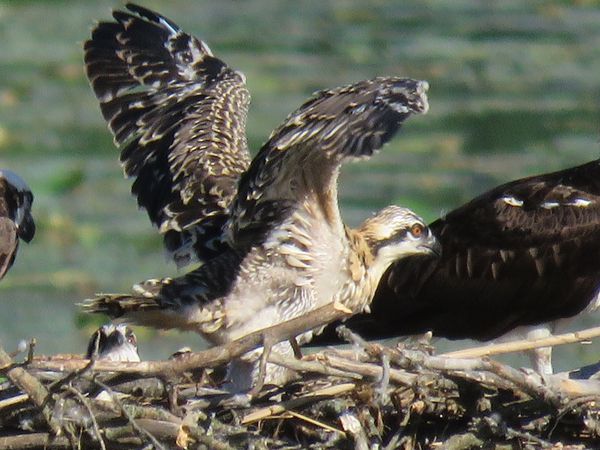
[
  {"xmin": 29, "ymin": 303, "xmax": 353, "ymax": 376},
  {"xmin": 268, "ymin": 353, "xmax": 362, "ymax": 379},
  {"xmin": 0, "ymin": 344, "xmax": 61, "ymax": 435},
  {"xmin": 0, "ymin": 433, "xmax": 71, "ymax": 449},
  {"xmin": 66, "ymin": 386, "xmax": 107, "ymax": 450},
  {"xmin": 242, "ymin": 382, "xmax": 356, "ymax": 424},
  {"xmin": 324, "ymin": 355, "xmax": 416, "ymax": 385},
  {"xmin": 442, "ymin": 326, "xmax": 600, "ymax": 359},
  {"xmin": 94, "ymin": 380, "xmax": 167, "ymax": 450}
]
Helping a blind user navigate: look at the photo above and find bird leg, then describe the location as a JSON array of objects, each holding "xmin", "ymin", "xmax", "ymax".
[
  {"xmin": 290, "ymin": 337, "xmax": 303, "ymax": 359},
  {"xmin": 248, "ymin": 333, "xmax": 276, "ymax": 397},
  {"xmin": 524, "ymin": 327, "xmax": 554, "ymax": 375},
  {"xmin": 529, "ymin": 346, "xmax": 553, "ymax": 376}
]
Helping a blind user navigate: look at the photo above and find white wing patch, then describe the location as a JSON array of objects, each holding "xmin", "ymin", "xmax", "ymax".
[
  {"xmin": 501, "ymin": 196, "xmax": 524, "ymax": 207},
  {"xmin": 503, "ymin": 196, "xmax": 593, "ymax": 209},
  {"xmin": 540, "ymin": 201, "xmax": 559, "ymax": 209},
  {"xmin": 567, "ymin": 198, "xmax": 592, "ymax": 207}
]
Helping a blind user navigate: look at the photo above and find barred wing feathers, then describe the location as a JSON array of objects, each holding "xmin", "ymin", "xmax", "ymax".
[
  {"xmin": 84, "ymin": 3, "xmax": 251, "ymax": 266},
  {"xmin": 228, "ymin": 77, "xmax": 429, "ymax": 246}
]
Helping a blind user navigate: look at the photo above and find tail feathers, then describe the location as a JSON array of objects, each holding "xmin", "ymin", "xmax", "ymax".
[
  {"xmin": 80, "ymin": 293, "xmax": 160, "ymax": 317},
  {"xmin": 80, "ymin": 285, "xmax": 224, "ymax": 335}
]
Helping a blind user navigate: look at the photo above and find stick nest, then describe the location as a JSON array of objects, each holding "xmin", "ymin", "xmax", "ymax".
[{"xmin": 2, "ymin": 325, "xmax": 600, "ymax": 450}]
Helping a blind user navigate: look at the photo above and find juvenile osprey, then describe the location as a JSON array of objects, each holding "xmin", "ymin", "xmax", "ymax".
[
  {"xmin": 0, "ymin": 169, "xmax": 35, "ymax": 281},
  {"xmin": 318, "ymin": 159, "xmax": 600, "ymax": 374},
  {"xmin": 86, "ymin": 323, "xmax": 140, "ymax": 362},
  {"xmin": 82, "ymin": 4, "xmax": 438, "ymax": 390}
]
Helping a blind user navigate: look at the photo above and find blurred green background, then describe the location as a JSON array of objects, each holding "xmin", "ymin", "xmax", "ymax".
[{"xmin": 0, "ymin": 0, "xmax": 599, "ymax": 370}]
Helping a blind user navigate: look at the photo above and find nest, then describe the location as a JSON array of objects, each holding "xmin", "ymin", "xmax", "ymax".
[{"xmin": 1, "ymin": 306, "xmax": 600, "ymax": 449}]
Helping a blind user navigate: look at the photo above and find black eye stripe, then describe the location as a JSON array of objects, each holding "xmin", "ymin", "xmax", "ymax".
[{"xmin": 374, "ymin": 225, "xmax": 426, "ymax": 250}]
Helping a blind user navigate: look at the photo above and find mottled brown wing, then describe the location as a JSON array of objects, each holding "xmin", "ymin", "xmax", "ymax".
[
  {"xmin": 84, "ymin": 3, "xmax": 251, "ymax": 267},
  {"xmin": 227, "ymin": 77, "xmax": 429, "ymax": 247},
  {"xmin": 0, "ymin": 218, "xmax": 18, "ymax": 281},
  {"xmin": 315, "ymin": 159, "xmax": 600, "ymax": 343}
]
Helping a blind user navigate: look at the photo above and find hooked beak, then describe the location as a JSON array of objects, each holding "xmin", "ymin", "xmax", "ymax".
[
  {"xmin": 419, "ymin": 232, "xmax": 441, "ymax": 258},
  {"xmin": 17, "ymin": 213, "xmax": 35, "ymax": 243}
]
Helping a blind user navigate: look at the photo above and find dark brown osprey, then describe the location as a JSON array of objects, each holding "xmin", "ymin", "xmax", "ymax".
[
  {"xmin": 81, "ymin": 4, "xmax": 438, "ymax": 390},
  {"xmin": 0, "ymin": 169, "xmax": 35, "ymax": 280},
  {"xmin": 317, "ymin": 159, "xmax": 600, "ymax": 374}
]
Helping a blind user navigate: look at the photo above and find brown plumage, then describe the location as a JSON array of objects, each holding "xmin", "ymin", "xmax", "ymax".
[
  {"xmin": 84, "ymin": 3, "xmax": 250, "ymax": 267},
  {"xmin": 316, "ymin": 159, "xmax": 600, "ymax": 374},
  {"xmin": 0, "ymin": 169, "xmax": 35, "ymax": 281},
  {"xmin": 81, "ymin": 4, "xmax": 438, "ymax": 390}
]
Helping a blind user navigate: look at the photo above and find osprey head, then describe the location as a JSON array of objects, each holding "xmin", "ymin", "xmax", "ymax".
[
  {"xmin": 0, "ymin": 169, "xmax": 35, "ymax": 243},
  {"xmin": 86, "ymin": 324, "xmax": 141, "ymax": 362},
  {"xmin": 361, "ymin": 205, "xmax": 440, "ymax": 265}
]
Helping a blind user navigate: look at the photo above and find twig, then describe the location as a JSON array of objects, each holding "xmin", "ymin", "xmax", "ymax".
[
  {"xmin": 483, "ymin": 359, "xmax": 563, "ymax": 408},
  {"xmin": 94, "ymin": 379, "xmax": 167, "ymax": 450},
  {"xmin": 336, "ymin": 327, "xmax": 565, "ymax": 405},
  {"xmin": 0, "ymin": 393, "xmax": 29, "ymax": 409},
  {"xmin": 339, "ymin": 412, "xmax": 369, "ymax": 450},
  {"xmin": 48, "ymin": 356, "xmax": 96, "ymax": 395},
  {"xmin": 0, "ymin": 433, "xmax": 72, "ymax": 449},
  {"xmin": 242, "ymin": 382, "xmax": 356, "ymax": 424},
  {"xmin": 29, "ymin": 302, "xmax": 353, "ymax": 377},
  {"xmin": 0, "ymin": 343, "xmax": 61, "ymax": 435},
  {"xmin": 323, "ymin": 354, "xmax": 416, "ymax": 385},
  {"xmin": 268, "ymin": 353, "xmax": 361, "ymax": 379},
  {"xmin": 286, "ymin": 410, "xmax": 346, "ymax": 435},
  {"xmin": 377, "ymin": 353, "xmax": 391, "ymax": 404},
  {"xmin": 27, "ymin": 338, "xmax": 36, "ymax": 363},
  {"xmin": 442, "ymin": 326, "xmax": 600, "ymax": 359},
  {"xmin": 65, "ymin": 386, "xmax": 107, "ymax": 450},
  {"xmin": 504, "ymin": 425, "xmax": 554, "ymax": 448}
]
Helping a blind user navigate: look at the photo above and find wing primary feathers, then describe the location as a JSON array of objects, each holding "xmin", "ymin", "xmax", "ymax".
[
  {"xmin": 228, "ymin": 77, "xmax": 429, "ymax": 246},
  {"xmin": 84, "ymin": 3, "xmax": 251, "ymax": 267}
]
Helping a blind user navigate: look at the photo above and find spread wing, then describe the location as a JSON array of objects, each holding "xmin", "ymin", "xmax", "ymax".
[
  {"xmin": 227, "ymin": 77, "xmax": 429, "ymax": 247},
  {"xmin": 316, "ymin": 159, "xmax": 600, "ymax": 343},
  {"xmin": 84, "ymin": 3, "xmax": 251, "ymax": 267}
]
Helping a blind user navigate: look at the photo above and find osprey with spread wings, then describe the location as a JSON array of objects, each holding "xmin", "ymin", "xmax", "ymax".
[{"xmin": 81, "ymin": 4, "xmax": 438, "ymax": 390}]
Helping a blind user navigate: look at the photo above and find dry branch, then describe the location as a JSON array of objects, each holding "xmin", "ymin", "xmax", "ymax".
[
  {"xmin": 28, "ymin": 302, "xmax": 352, "ymax": 377},
  {"xmin": 442, "ymin": 326, "xmax": 600, "ymax": 359},
  {"xmin": 0, "ymin": 345, "xmax": 61, "ymax": 434}
]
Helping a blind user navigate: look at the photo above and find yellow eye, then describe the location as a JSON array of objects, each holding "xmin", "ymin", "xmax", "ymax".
[{"xmin": 410, "ymin": 223, "xmax": 424, "ymax": 237}]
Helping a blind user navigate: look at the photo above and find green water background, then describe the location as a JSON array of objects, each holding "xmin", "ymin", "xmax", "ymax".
[{"xmin": 0, "ymin": 0, "xmax": 599, "ymax": 370}]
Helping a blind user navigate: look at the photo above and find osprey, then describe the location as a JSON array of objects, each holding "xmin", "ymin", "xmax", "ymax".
[
  {"xmin": 0, "ymin": 169, "xmax": 35, "ymax": 281},
  {"xmin": 317, "ymin": 159, "xmax": 600, "ymax": 374},
  {"xmin": 86, "ymin": 324, "xmax": 140, "ymax": 362},
  {"xmin": 81, "ymin": 4, "xmax": 438, "ymax": 390}
]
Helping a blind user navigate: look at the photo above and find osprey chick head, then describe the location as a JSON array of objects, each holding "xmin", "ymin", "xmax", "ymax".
[{"xmin": 86, "ymin": 324, "xmax": 141, "ymax": 362}]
